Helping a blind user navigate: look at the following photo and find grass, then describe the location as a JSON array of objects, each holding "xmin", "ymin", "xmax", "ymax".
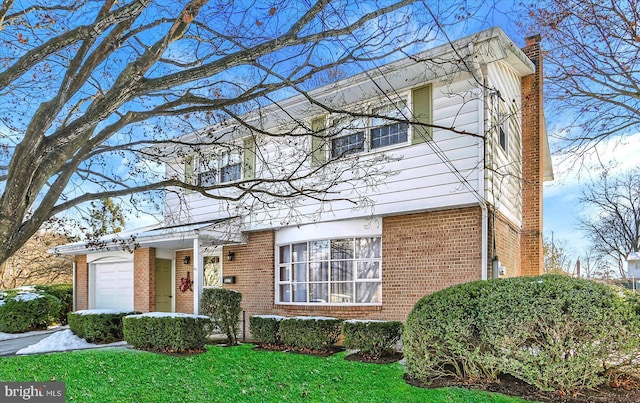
[{"xmin": 0, "ymin": 344, "xmax": 532, "ymax": 402}]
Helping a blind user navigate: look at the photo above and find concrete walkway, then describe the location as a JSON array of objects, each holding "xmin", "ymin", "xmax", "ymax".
[{"xmin": 0, "ymin": 327, "xmax": 65, "ymax": 356}]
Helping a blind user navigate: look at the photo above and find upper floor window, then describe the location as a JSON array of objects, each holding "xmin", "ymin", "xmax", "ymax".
[
  {"xmin": 277, "ymin": 236, "xmax": 382, "ymax": 305},
  {"xmin": 198, "ymin": 149, "xmax": 242, "ymax": 185},
  {"xmin": 370, "ymin": 101, "xmax": 409, "ymax": 149},
  {"xmin": 331, "ymin": 117, "xmax": 365, "ymax": 158}
]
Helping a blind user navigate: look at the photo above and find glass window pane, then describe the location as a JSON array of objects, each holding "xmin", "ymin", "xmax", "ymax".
[
  {"xmin": 198, "ymin": 170, "xmax": 218, "ymax": 186},
  {"xmin": 279, "ymin": 265, "xmax": 290, "ymax": 282},
  {"xmin": 331, "ymin": 261, "xmax": 353, "ymax": 282},
  {"xmin": 220, "ymin": 163, "xmax": 241, "ymax": 182},
  {"xmin": 279, "ymin": 284, "xmax": 291, "ymax": 302},
  {"xmin": 355, "ymin": 237, "xmax": 381, "ymax": 258},
  {"xmin": 203, "ymin": 256, "xmax": 221, "ymax": 287},
  {"xmin": 330, "ymin": 282, "xmax": 353, "ymax": 303},
  {"xmin": 331, "ymin": 239, "xmax": 354, "ymax": 260},
  {"xmin": 357, "ymin": 261, "xmax": 380, "ymax": 279},
  {"xmin": 292, "ymin": 242, "xmax": 307, "ymax": 262},
  {"xmin": 310, "ymin": 262, "xmax": 328, "ymax": 282},
  {"xmin": 356, "ymin": 282, "xmax": 381, "ymax": 303},
  {"xmin": 293, "ymin": 284, "xmax": 307, "ymax": 302},
  {"xmin": 309, "ymin": 283, "xmax": 328, "ymax": 303},
  {"xmin": 293, "ymin": 263, "xmax": 307, "ymax": 282},
  {"xmin": 279, "ymin": 245, "xmax": 290, "ymax": 264},
  {"xmin": 310, "ymin": 240, "xmax": 329, "ymax": 261}
]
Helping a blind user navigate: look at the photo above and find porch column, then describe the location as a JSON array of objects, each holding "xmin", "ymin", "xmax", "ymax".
[{"xmin": 193, "ymin": 237, "xmax": 201, "ymax": 314}]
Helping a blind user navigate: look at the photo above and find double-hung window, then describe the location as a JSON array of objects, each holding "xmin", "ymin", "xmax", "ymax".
[
  {"xmin": 370, "ymin": 101, "xmax": 409, "ymax": 149},
  {"xmin": 331, "ymin": 117, "xmax": 365, "ymax": 158},
  {"xmin": 198, "ymin": 149, "xmax": 242, "ymax": 185},
  {"xmin": 277, "ymin": 237, "xmax": 382, "ymax": 305}
]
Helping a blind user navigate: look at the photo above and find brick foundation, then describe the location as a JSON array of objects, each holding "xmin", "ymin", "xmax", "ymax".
[
  {"xmin": 175, "ymin": 250, "xmax": 194, "ymax": 313},
  {"xmin": 75, "ymin": 255, "xmax": 88, "ymax": 310},
  {"xmin": 219, "ymin": 207, "xmax": 484, "ymax": 329},
  {"xmin": 133, "ymin": 248, "xmax": 155, "ymax": 312}
]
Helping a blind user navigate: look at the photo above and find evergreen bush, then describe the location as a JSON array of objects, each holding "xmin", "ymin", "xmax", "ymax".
[
  {"xmin": 68, "ymin": 309, "xmax": 139, "ymax": 343},
  {"xmin": 0, "ymin": 288, "xmax": 61, "ymax": 333},
  {"xmin": 342, "ymin": 320, "xmax": 402, "ymax": 359},
  {"xmin": 403, "ymin": 275, "xmax": 640, "ymax": 393},
  {"xmin": 200, "ymin": 288, "xmax": 242, "ymax": 345},
  {"xmin": 123, "ymin": 313, "xmax": 210, "ymax": 352},
  {"xmin": 249, "ymin": 315, "xmax": 286, "ymax": 345},
  {"xmin": 279, "ymin": 317, "xmax": 342, "ymax": 350}
]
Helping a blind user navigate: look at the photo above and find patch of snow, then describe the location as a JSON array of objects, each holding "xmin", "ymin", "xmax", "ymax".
[
  {"xmin": 0, "ymin": 326, "xmax": 67, "ymax": 341},
  {"xmin": 14, "ymin": 286, "xmax": 36, "ymax": 292},
  {"xmin": 15, "ymin": 329, "xmax": 127, "ymax": 355},
  {"xmin": 0, "ymin": 291, "xmax": 7, "ymax": 299},
  {"xmin": 290, "ymin": 316, "xmax": 339, "ymax": 321},
  {"xmin": 0, "ymin": 300, "xmax": 4, "ymax": 307},
  {"xmin": 125, "ymin": 312, "xmax": 209, "ymax": 320},
  {"xmin": 14, "ymin": 292, "xmax": 44, "ymax": 302},
  {"xmin": 344, "ymin": 319, "xmax": 387, "ymax": 324},
  {"xmin": 252, "ymin": 315, "xmax": 286, "ymax": 320},
  {"xmin": 73, "ymin": 309, "xmax": 137, "ymax": 315}
]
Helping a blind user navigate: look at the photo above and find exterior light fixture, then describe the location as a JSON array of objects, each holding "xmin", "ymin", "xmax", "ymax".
[
  {"xmin": 227, "ymin": 251, "xmax": 235, "ymax": 261},
  {"xmin": 183, "ymin": 255, "xmax": 191, "ymax": 265}
]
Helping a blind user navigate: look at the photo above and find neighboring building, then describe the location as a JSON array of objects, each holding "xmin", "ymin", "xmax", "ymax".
[
  {"xmin": 628, "ymin": 252, "xmax": 640, "ymax": 279},
  {"xmin": 54, "ymin": 27, "xmax": 553, "ymax": 325}
]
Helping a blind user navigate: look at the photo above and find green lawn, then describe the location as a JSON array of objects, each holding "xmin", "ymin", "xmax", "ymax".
[{"xmin": 0, "ymin": 344, "xmax": 533, "ymax": 402}]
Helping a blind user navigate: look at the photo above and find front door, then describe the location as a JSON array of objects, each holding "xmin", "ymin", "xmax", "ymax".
[{"xmin": 155, "ymin": 259, "xmax": 172, "ymax": 312}]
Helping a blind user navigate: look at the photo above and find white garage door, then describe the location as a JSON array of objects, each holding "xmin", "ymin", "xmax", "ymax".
[{"xmin": 94, "ymin": 261, "xmax": 134, "ymax": 310}]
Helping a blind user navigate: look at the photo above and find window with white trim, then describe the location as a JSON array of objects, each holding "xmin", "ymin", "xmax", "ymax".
[
  {"xmin": 330, "ymin": 99, "xmax": 409, "ymax": 157},
  {"xmin": 277, "ymin": 237, "xmax": 382, "ymax": 305},
  {"xmin": 197, "ymin": 148, "xmax": 242, "ymax": 185}
]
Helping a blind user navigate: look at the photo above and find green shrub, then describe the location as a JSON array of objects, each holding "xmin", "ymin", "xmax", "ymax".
[
  {"xmin": 68, "ymin": 309, "xmax": 139, "ymax": 343},
  {"xmin": 36, "ymin": 284, "xmax": 73, "ymax": 325},
  {"xmin": 342, "ymin": 320, "xmax": 403, "ymax": 359},
  {"xmin": 279, "ymin": 317, "xmax": 342, "ymax": 350},
  {"xmin": 249, "ymin": 315, "xmax": 286, "ymax": 345},
  {"xmin": 123, "ymin": 313, "xmax": 210, "ymax": 352},
  {"xmin": 403, "ymin": 275, "xmax": 640, "ymax": 393},
  {"xmin": 200, "ymin": 288, "xmax": 242, "ymax": 345},
  {"xmin": 0, "ymin": 288, "xmax": 61, "ymax": 333}
]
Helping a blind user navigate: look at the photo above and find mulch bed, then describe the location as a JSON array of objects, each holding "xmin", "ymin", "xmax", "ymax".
[
  {"xmin": 344, "ymin": 351, "xmax": 403, "ymax": 364},
  {"xmin": 404, "ymin": 373, "xmax": 640, "ymax": 403},
  {"xmin": 253, "ymin": 343, "xmax": 344, "ymax": 357}
]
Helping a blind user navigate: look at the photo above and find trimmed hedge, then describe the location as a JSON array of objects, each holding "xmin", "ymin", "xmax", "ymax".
[
  {"xmin": 68, "ymin": 309, "xmax": 139, "ymax": 343},
  {"xmin": 403, "ymin": 275, "xmax": 640, "ymax": 393},
  {"xmin": 279, "ymin": 317, "xmax": 342, "ymax": 350},
  {"xmin": 0, "ymin": 288, "xmax": 61, "ymax": 333},
  {"xmin": 36, "ymin": 284, "xmax": 73, "ymax": 325},
  {"xmin": 342, "ymin": 320, "xmax": 403, "ymax": 359},
  {"xmin": 123, "ymin": 313, "xmax": 210, "ymax": 352},
  {"xmin": 249, "ymin": 315, "xmax": 286, "ymax": 345},
  {"xmin": 200, "ymin": 288, "xmax": 242, "ymax": 345}
]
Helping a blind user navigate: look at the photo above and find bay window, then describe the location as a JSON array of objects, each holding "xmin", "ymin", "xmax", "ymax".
[{"xmin": 277, "ymin": 237, "xmax": 382, "ymax": 305}]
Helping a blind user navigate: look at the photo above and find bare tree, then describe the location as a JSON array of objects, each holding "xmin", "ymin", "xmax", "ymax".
[
  {"xmin": 0, "ymin": 0, "xmax": 501, "ymax": 266},
  {"xmin": 0, "ymin": 230, "xmax": 72, "ymax": 289},
  {"xmin": 578, "ymin": 167, "xmax": 640, "ymax": 278},
  {"xmin": 525, "ymin": 0, "xmax": 640, "ymax": 156},
  {"xmin": 543, "ymin": 236, "xmax": 573, "ymax": 275}
]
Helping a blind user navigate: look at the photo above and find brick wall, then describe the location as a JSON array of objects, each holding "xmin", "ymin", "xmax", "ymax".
[
  {"xmin": 221, "ymin": 231, "xmax": 275, "ymax": 333},
  {"xmin": 520, "ymin": 34, "xmax": 545, "ymax": 276},
  {"xmin": 133, "ymin": 248, "xmax": 155, "ymax": 312},
  {"xmin": 491, "ymin": 210, "xmax": 521, "ymax": 277},
  {"xmin": 222, "ymin": 208, "xmax": 484, "ymax": 328},
  {"xmin": 379, "ymin": 207, "xmax": 483, "ymax": 321},
  {"xmin": 175, "ymin": 250, "xmax": 194, "ymax": 314},
  {"xmin": 75, "ymin": 255, "xmax": 88, "ymax": 310}
]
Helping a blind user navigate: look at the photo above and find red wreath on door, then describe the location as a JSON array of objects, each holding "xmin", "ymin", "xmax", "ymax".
[{"xmin": 179, "ymin": 271, "xmax": 193, "ymax": 292}]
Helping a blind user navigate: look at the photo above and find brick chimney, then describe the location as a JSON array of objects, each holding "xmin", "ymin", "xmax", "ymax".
[{"xmin": 520, "ymin": 34, "xmax": 545, "ymax": 276}]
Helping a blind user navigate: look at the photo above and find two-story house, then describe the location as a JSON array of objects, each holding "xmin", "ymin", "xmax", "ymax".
[{"xmin": 55, "ymin": 27, "xmax": 553, "ymax": 326}]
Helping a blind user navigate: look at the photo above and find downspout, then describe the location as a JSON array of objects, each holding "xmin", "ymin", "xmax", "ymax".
[
  {"xmin": 470, "ymin": 42, "xmax": 489, "ymax": 281},
  {"xmin": 192, "ymin": 237, "xmax": 201, "ymax": 314}
]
